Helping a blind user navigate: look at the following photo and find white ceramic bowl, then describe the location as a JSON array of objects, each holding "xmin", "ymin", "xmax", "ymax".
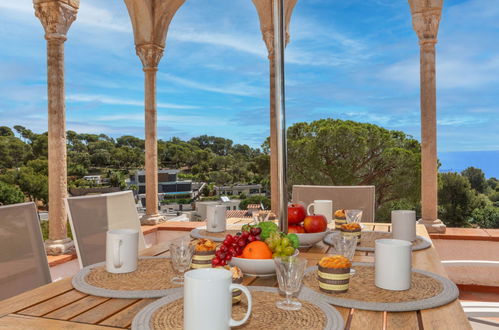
[
  {"xmin": 230, "ymin": 250, "xmax": 299, "ymax": 277},
  {"xmin": 296, "ymin": 231, "xmax": 329, "ymax": 247}
]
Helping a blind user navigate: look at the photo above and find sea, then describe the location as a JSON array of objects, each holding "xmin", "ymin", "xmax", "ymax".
[{"xmin": 439, "ymin": 150, "xmax": 499, "ymax": 179}]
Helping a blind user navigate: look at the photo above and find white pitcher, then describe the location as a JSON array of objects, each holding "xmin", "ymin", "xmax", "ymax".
[
  {"xmin": 207, "ymin": 204, "xmax": 227, "ymax": 232},
  {"xmin": 184, "ymin": 268, "xmax": 252, "ymax": 330},
  {"xmin": 106, "ymin": 229, "xmax": 138, "ymax": 274},
  {"xmin": 307, "ymin": 200, "xmax": 333, "ymax": 223}
]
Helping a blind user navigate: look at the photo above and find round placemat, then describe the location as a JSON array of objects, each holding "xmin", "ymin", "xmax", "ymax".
[
  {"xmin": 323, "ymin": 231, "xmax": 432, "ymax": 252},
  {"xmin": 302, "ymin": 262, "xmax": 459, "ymax": 312},
  {"xmin": 132, "ymin": 286, "xmax": 344, "ymax": 330},
  {"xmin": 72, "ymin": 257, "xmax": 182, "ymax": 298},
  {"xmin": 190, "ymin": 228, "xmax": 240, "ymax": 242}
]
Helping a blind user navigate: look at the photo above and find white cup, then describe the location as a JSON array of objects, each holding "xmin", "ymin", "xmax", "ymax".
[
  {"xmin": 207, "ymin": 204, "xmax": 227, "ymax": 232},
  {"xmin": 307, "ymin": 200, "xmax": 333, "ymax": 223},
  {"xmin": 184, "ymin": 268, "xmax": 252, "ymax": 330},
  {"xmin": 391, "ymin": 210, "xmax": 417, "ymax": 242},
  {"xmin": 106, "ymin": 229, "xmax": 138, "ymax": 274},
  {"xmin": 375, "ymin": 239, "xmax": 412, "ymax": 291}
]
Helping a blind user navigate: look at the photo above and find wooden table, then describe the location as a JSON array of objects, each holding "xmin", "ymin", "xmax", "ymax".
[{"xmin": 0, "ymin": 223, "xmax": 471, "ymax": 329}]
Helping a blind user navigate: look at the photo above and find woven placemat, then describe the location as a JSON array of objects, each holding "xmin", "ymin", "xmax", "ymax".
[
  {"xmin": 132, "ymin": 286, "xmax": 344, "ymax": 330},
  {"xmin": 190, "ymin": 228, "xmax": 240, "ymax": 242},
  {"xmin": 301, "ymin": 262, "xmax": 459, "ymax": 312},
  {"xmin": 72, "ymin": 257, "xmax": 182, "ymax": 298},
  {"xmin": 323, "ymin": 231, "xmax": 432, "ymax": 252}
]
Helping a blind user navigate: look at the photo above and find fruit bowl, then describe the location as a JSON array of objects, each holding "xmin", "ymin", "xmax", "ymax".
[
  {"xmin": 230, "ymin": 250, "xmax": 299, "ymax": 277},
  {"xmin": 296, "ymin": 231, "xmax": 329, "ymax": 248}
]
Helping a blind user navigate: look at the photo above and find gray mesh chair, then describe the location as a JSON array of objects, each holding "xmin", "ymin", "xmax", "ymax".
[
  {"xmin": 66, "ymin": 191, "xmax": 146, "ymax": 268},
  {"xmin": 292, "ymin": 185, "xmax": 376, "ymax": 222},
  {"xmin": 0, "ymin": 202, "xmax": 52, "ymax": 300}
]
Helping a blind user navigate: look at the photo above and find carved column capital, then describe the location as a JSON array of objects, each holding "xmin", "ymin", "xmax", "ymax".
[
  {"xmin": 136, "ymin": 43, "xmax": 164, "ymax": 71},
  {"xmin": 262, "ymin": 29, "xmax": 291, "ymax": 59},
  {"xmin": 34, "ymin": 0, "xmax": 79, "ymax": 40},
  {"xmin": 411, "ymin": 8, "xmax": 441, "ymax": 45}
]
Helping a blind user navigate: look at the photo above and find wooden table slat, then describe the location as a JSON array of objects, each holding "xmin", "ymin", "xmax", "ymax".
[
  {"xmin": 99, "ymin": 299, "xmax": 155, "ymax": 328},
  {"xmin": 18, "ymin": 290, "xmax": 87, "ymax": 317},
  {"xmin": 386, "ymin": 311, "xmax": 420, "ymax": 330},
  {"xmin": 71, "ymin": 298, "xmax": 140, "ymax": 324},
  {"xmin": 0, "ymin": 277, "xmax": 73, "ymax": 317},
  {"xmin": 44, "ymin": 295, "xmax": 109, "ymax": 320},
  {"xmin": 349, "ymin": 309, "xmax": 384, "ymax": 330},
  {"xmin": 0, "ymin": 314, "xmax": 117, "ymax": 329}
]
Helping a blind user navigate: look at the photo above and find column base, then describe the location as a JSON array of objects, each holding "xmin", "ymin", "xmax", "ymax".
[
  {"xmin": 45, "ymin": 238, "xmax": 75, "ymax": 256},
  {"xmin": 141, "ymin": 213, "xmax": 167, "ymax": 225},
  {"xmin": 417, "ymin": 218, "xmax": 446, "ymax": 233}
]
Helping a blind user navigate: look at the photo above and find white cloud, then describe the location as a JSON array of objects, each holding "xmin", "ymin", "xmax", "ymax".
[
  {"xmin": 159, "ymin": 73, "xmax": 265, "ymax": 97},
  {"xmin": 67, "ymin": 94, "xmax": 199, "ymax": 109}
]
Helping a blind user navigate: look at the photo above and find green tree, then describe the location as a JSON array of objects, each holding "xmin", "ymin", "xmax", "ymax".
[
  {"xmin": 16, "ymin": 167, "xmax": 48, "ymax": 204},
  {"xmin": 0, "ymin": 181, "xmax": 25, "ymax": 205},
  {"xmin": 239, "ymin": 195, "xmax": 270, "ymax": 210},
  {"xmin": 470, "ymin": 206, "xmax": 499, "ymax": 228},
  {"xmin": 284, "ymin": 119, "xmax": 421, "ymax": 220},
  {"xmin": 461, "ymin": 167, "xmax": 487, "ymax": 193},
  {"xmin": 438, "ymin": 172, "xmax": 479, "ymax": 227},
  {"xmin": 108, "ymin": 170, "xmax": 127, "ymax": 190},
  {"xmin": 0, "ymin": 126, "xmax": 14, "ymax": 136},
  {"xmin": 0, "ymin": 136, "xmax": 32, "ymax": 168}
]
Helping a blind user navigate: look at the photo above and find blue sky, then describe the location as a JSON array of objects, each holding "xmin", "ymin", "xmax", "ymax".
[{"xmin": 0, "ymin": 0, "xmax": 498, "ymax": 155}]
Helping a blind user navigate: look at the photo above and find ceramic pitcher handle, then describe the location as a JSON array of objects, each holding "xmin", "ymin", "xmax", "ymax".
[
  {"xmin": 228, "ymin": 284, "xmax": 252, "ymax": 327},
  {"xmin": 307, "ymin": 203, "xmax": 315, "ymax": 215},
  {"xmin": 113, "ymin": 239, "xmax": 123, "ymax": 268}
]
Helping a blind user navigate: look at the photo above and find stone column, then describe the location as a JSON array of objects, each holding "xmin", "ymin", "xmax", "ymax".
[
  {"xmin": 409, "ymin": 2, "xmax": 446, "ymax": 233},
  {"xmin": 263, "ymin": 32, "xmax": 280, "ymax": 215},
  {"xmin": 34, "ymin": 0, "xmax": 79, "ymax": 255},
  {"xmin": 137, "ymin": 44, "xmax": 166, "ymax": 225}
]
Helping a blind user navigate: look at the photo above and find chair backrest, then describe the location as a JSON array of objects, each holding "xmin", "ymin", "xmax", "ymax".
[
  {"xmin": 66, "ymin": 191, "xmax": 146, "ymax": 268},
  {"xmin": 292, "ymin": 185, "xmax": 376, "ymax": 222},
  {"xmin": 0, "ymin": 202, "xmax": 52, "ymax": 300}
]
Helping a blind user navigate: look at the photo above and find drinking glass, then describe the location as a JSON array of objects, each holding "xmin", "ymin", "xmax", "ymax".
[
  {"xmin": 330, "ymin": 232, "xmax": 358, "ymax": 275},
  {"xmin": 346, "ymin": 209, "xmax": 363, "ymax": 224},
  {"xmin": 274, "ymin": 256, "xmax": 308, "ymax": 311},
  {"xmin": 170, "ymin": 238, "xmax": 195, "ymax": 285}
]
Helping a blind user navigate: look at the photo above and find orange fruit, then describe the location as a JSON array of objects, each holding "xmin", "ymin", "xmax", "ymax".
[{"xmin": 242, "ymin": 241, "xmax": 273, "ymax": 259}]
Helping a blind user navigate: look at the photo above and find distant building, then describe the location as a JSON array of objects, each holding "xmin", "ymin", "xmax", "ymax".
[
  {"xmin": 214, "ymin": 184, "xmax": 264, "ymax": 197},
  {"xmin": 83, "ymin": 175, "xmax": 101, "ymax": 184},
  {"xmin": 127, "ymin": 169, "xmax": 193, "ymax": 206}
]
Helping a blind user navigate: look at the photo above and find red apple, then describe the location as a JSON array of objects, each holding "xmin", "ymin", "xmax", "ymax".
[
  {"xmin": 288, "ymin": 204, "xmax": 306, "ymax": 225},
  {"xmin": 303, "ymin": 214, "xmax": 327, "ymax": 233},
  {"xmin": 288, "ymin": 225, "xmax": 305, "ymax": 233}
]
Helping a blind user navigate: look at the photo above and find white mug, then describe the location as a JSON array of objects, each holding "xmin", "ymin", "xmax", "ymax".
[
  {"xmin": 184, "ymin": 268, "xmax": 252, "ymax": 330},
  {"xmin": 307, "ymin": 200, "xmax": 333, "ymax": 223},
  {"xmin": 207, "ymin": 204, "xmax": 227, "ymax": 232},
  {"xmin": 391, "ymin": 210, "xmax": 417, "ymax": 242},
  {"xmin": 106, "ymin": 229, "xmax": 138, "ymax": 274},
  {"xmin": 375, "ymin": 239, "xmax": 412, "ymax": 291}
]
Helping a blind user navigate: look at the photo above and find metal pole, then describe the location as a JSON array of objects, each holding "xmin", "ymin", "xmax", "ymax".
[{"xmin": 273, "ymin": 0, "xmax": 288, "ymax": 233}]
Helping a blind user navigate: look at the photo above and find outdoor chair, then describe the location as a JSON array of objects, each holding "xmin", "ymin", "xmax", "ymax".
[
  {"xmin": 292, "ymin": 185, "xmax": 376, "ymax": 222},
  {"xmin": 0, "ymin": 202, "xmax": 52, "ymax": 300},
  {"xmin": 66, "ymin": 190, "xmax": 146, "ymax": 268}
]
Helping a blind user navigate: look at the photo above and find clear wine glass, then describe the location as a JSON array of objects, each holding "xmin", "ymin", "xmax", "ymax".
[
  {"xmin": 330, "ymin": 232, "xmax": 358, "ymax": 275},
  {"xmin": 169, "ymin": 238, "xmax": 195, "ymax": 285},
  {"xmin": 274, "ymin": 256, "xmax": 308, "ymax": 311},
  {"xmin": 346, "ymin": 209, "xmax": 363, "ymax": 224}
]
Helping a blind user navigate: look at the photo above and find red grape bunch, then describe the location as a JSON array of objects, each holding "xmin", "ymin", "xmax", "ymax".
[{"xmin": 211, "ymin": 227, "xmax": 262, "ymax": 267}]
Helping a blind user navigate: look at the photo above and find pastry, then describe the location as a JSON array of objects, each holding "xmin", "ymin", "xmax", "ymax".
[
  {"xmin": 340, "ymin": 223, "xmax": 361, "ymax": 244},
  {"xmin": 191, "ymin": 239, "xmax": 216, "ymax": 269},
  {"xmin": 334, "ymin": 209, "xmax": 347, "ymax": 229},
  {"xmin": 317, "ymin": 255, "xmax": 351, "ymax": 293}
]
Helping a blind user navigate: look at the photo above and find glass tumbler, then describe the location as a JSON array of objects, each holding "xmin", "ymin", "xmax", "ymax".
[{"xmin": 274, "ymin": 256, "xmax": 308, "ymax": 311}]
